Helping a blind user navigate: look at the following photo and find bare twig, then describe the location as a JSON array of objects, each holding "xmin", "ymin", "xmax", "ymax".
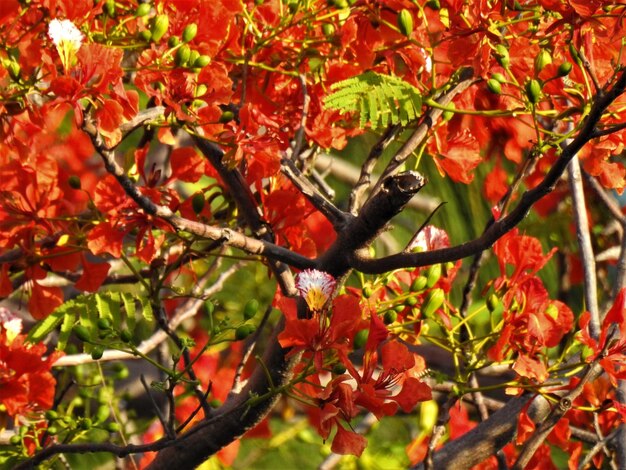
[
  {"xmin": 349, "ymin": 124, "xmax": 402, "ymax": 213},
  {"xmin": 140, "ymin": 375, "xmax": 175, "ymax": 439},
  {"xmin": 280, "ymin": 157, "xmax": 348, "ymax": 228},
  {"xmin": 315, "ymin": 153, "xmax": 440, "ymax": 213},
  {"xmin": 232, "ymin": 304, "xmax": 273, "ymax": 392},
  {"xmin": 119, "ymin": 106, "xmax": 165, "ymax": 135},
  {"xmin": 512, "ymin": 363, "xmax": 603, "ymax": 469},
  {"xmin": 425, "ymin": 396, "xmax": 457, "ymax": 470},
  {"xmin": 567, "ymin": 155, "xmax": 600, "ymax": 339},
  {"xmin": 370, "ymin": 67, "xmax": 477, "ymax": 198}
]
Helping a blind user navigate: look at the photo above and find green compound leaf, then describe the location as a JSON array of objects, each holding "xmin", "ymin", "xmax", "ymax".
[{"xmin": 324, "ymin": 71, "xmax": 423, "ymax": 130}]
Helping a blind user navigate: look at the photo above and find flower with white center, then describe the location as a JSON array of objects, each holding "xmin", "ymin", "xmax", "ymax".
[
  {"xmin": 48, "ymin": 19, "xmax": 84, "ymax": 72},
  {"xmin": 0, "ymin": 307, "xmax": 22, "ymax": 344},
  {"xmin": 296, "ymin": 269, "xmax": 336, "ymax": 312}
]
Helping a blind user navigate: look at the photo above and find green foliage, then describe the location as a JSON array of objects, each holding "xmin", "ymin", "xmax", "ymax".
[
  {"xmin": 324, "ymin": 72, "xmax": 423, "ymax": 129},
  {"xmin": 27, "ymin": 291, "xmax": 153, "ymax": 352}
]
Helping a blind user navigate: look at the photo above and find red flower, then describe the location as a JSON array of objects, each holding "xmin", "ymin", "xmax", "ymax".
[
  {"xmin": 278, "ymin": 292, "xmax": 365, "ymax": 370},
  {"xmin": 0, "ymin": 331, "xmax": 62, "ymax": 417},
  {"xmin": 579, "ymin": 288, "xmax": 626, "ymax": 385}
]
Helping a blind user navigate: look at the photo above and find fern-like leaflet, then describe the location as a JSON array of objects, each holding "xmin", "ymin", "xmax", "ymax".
[{"xmin": 324, "ymin": 71, "xmax": 423, "ymax": 129}]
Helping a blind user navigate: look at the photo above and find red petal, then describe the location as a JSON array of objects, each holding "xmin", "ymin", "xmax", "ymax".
[{"xmin": 331, "ymin": 424, "xmax": 367, "ymax": 456}]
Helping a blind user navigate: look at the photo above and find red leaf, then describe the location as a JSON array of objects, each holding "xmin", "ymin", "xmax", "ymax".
[
  {"xmin": 169, "ymin": 147, "xmax": 207, "ymax": 183},
  {"xmin": 331, "ymin": 424, "xmax": 367, "ymax": 456},
  {"xmin": 513, "ymin": 354, "xmax": 548, "ymax": 382},
  {"xmin": 28, "ymin": 282, "xmax": 63, "ymax": 320},
  {"xmin": 87, "ymin": 222, "xmax": 126, "ymax": 258},
  {"xmin": 381, "ymin": 341, "xmax": 414, "ymax": 372},
  {"xmin": 0, "ymin": 265, "xmax": 13, "ymax": 297},
  {"xmin": 483, "ymin": 164, "xmax": 509, "ymax": 203},
  {"xmin": 364, "ymin": 312, "xmax": 388, "ymax": 352},
  {"xmin": 516, "ymin": 408, "xmax": 535, "ymax": 444},
  {"xmin": 436, "ymin": 129, "xmax": 482, "ymax": 183},
  {"xmin": 75, "ymin": 258, "xmax": 111, "ymax": 292},
  {"xmin": 394, "ymin": 377, "xmax": 432, "ymax": 413}
]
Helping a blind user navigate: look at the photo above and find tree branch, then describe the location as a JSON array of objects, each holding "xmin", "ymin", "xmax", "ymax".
[
  {"xmin": 567, "ymin": 155, "xmax": 600, "ymax": 339},
  {"xmin": 351, "ymin": 68, "xmax": 626, "ymax": 274}
]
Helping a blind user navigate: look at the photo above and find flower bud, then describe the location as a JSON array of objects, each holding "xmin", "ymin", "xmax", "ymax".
[
  {"xmin": 135, "ymin": 3, "xmax": 151, "ymax": 17},
  {"xmin": 243, "ymin": 299, "xmax": 259, "ymax": 320},
  {"xmin": 487, "ymin": 78, "xmax": 502, "ymax": 95},
  {"xmin": 383, "ymin": 311, "xmax": 397, "ymax": 324},
  {"xmin": 235, "ymin": 324, "xmax": 255, "ymax": 340},
  {"xmin": 486, "ymin": 293, "xmax": 500, "ymax": 312},
  {"xmin": 353, "ymin": 329, "xmax": 368, "ymax": 349},
  {"xmin": 91, "ymin": 345, "xmax": 104, "ymax": 360},
  {"xmin": 410, "ymin": 276, "xmax": 428, "ymax": 292},
  {"xmin": 73, "ymin": 325, "xmax": 91, "ymax": 342},
  {"xmin": 219, "ymin": 110, "xmax": 234, "ymax": 123},
  {"xmin": 182, "ymin": 23, "xmax": 198, "ymax": 43},
  {"xmin": 557, "ymin": 61, "xmax": 572, "ymax": 77},
  {"xmin": 425, "ymin": 264, "xmax": 442, "ymax": 288},
  {"xmin": 188, "ymin": 50, "xmax": 200, "ymax": 67},
  {"xmin": 526, "ymin": 79, "xmax": 542, "ymax": 104},
  {"xmin": 151, "ymin": 14, "xmax": 169, "ymax": 42},
  {"xmin": 322, "ymin": 23, "xmax": 335, "ymax": 37},
  {"xmin": 176, "ymin": 44, "xmax": 191, "ymax": 66},
  {"xmin": 494, "ymin": 44, "xmax": 509, "ymax": 69},
  {"xmin": 193, "ymin": 55, "xmax": 211, "ymax": 68},
  {"xmin": 397, "ymin": 9, "xmax": 414, "ymax": 37},
  {"xmin": 104, "ymin": 0, "xmax": 115, "ymax": 17},
  {"xmin": 422, "ymin": 288, "xmax": 444, "ymax": 317},
  {"xmin": 534, "ymin": 49, "xmax": 552, "ymax": 73},
  {"xmin": 68, "ymin": 175, "xmax": 81, "ymax": 189},
  {"xmin": 491, "ymin": 72, "xmax": 506, "ymax": 84}
]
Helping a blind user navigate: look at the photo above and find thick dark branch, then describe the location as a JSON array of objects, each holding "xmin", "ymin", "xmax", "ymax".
[
  {"xmin": 318, "ymin": 171, "xmax": 426, "ymax": 277},
  {"xmin": 412, "ymin": 396, "xmax": 532, "ymax": 470},
  {"xmin": 353, "ymin": 68, "xmax": 626, "ymax": 274},
  {"xmin": 146, "ymin": 317, "xmax": 299, "ymax": 469}
]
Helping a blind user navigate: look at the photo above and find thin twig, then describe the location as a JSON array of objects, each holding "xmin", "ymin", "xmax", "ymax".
[
  {"xmin": 578, "ymin": 427, "xmax": 620, "ymax": 470},
  {"xmin": 232, "ymin": 305, "xmax": 273, "ymax": 392},
  {"xmin": 348, "ymin": 124, "xmax": 402, "ymax": 214},
  {"xmin": 280, "ymin": 157, "xmax": 348, "ymax": 228},
  {"xmin": 176, "ymin": 384, "xmax": 212, "ymax": 433},
  {"xmin": 140, "ymin": 375, "xmax": 175, "ymax": 439},
  {"xmin": 315, "ymin": 153, "xmax": 440, "ymax": 213},
  {"xmin": 425, "ymin": 395, "xmax": 457, "ymax": 470},
  {"xmin": 512, "ymin": 362, "xmax": 603, "ymax": 468},
  {"xmin": 567, "ymin": 155, "xmax": 600, "ymax": 339},
  {"xmin": 370, "ymin": 67, "xmax": 477, "ymax": 198}
]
